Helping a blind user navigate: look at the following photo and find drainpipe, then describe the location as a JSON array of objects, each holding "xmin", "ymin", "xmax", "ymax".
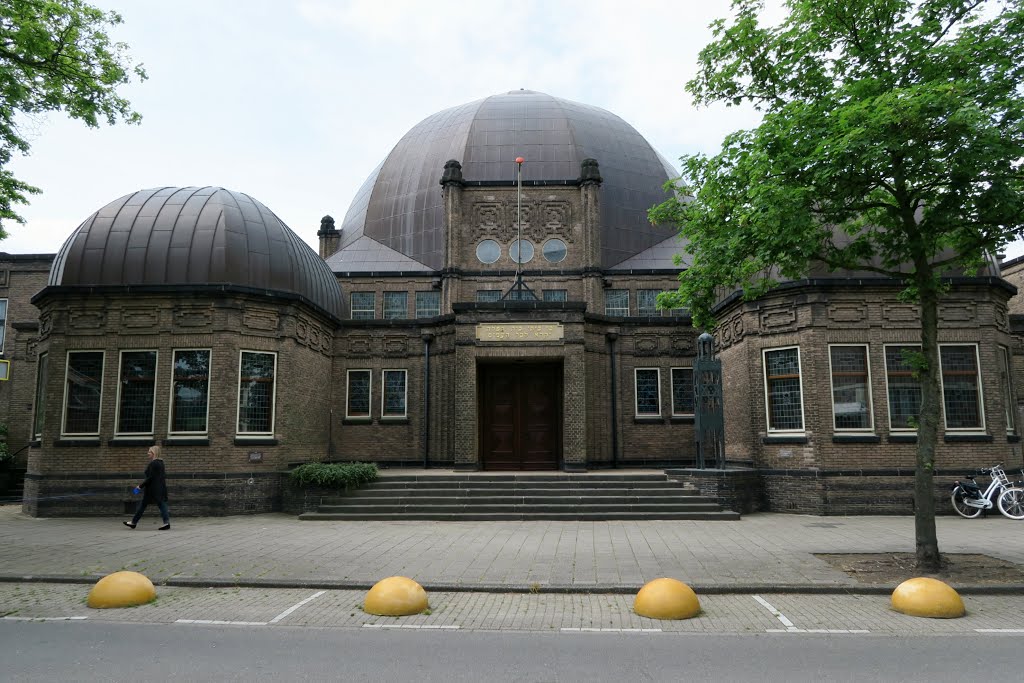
[
  {"xmin": 606, "ymin": 331, "xmax": 619, "ymax": 469},
  {"xmin": 422, "ymin": 332, "xmax": 434, "ymax": 468}
]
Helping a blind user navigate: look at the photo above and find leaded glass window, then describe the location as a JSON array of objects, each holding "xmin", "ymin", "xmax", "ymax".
[
  {"xmin": 347, "ymin": 369, "xmax": 372, "ymax": 418},
  {"xmin": 351, "ymin": 292, "xmax": 375, "ymax": 320},
  {"xmin": 476, "ymin": 290, "xmax": 501, "ymax": 302},
  {"xmin": 117, "ymin": 351, "xmax": 157, "ymax": 434},
  {"xmin": 999, "ymin": 346, "xmax": 1016, "ymax": 433},
  {"xmin": 671, "ymin": 368, "xmax": 694, "ymax": 415},
  {"xmin": 0, "ymin": 298, "xmax": 7, "ymax": 354},
  {"xmin": 383, "ymin": 291, "xmax": 408, "ymax": 319},
  {"xmin": 63, "ymin": 351, "xmax": 104, "ymax": 435},
  {"xmin": 635, "ymin": 368, "xmax": 661, "ymax": 416},
  {"xmin": 764, "ymin": 347, "xmax": 803, "ymax": 431},
  {"xmin": 33, "ymin": 352, "xmax": 48, "ymax": 439},
  {"xmin": 940, "ymin": 345, "xmax": 983, "ymax": 430},
  {"xmin": 382, "ymin": 369, "xmax": 407, "ymax": 418},
  {"xmin": 637, "ymin": 290, "xmax": 660, "ymax": 316},
  {"xmin": 605, "ymin": 289, "xmax": 629, "ymax": 316},
  {"xmin": 171, "ymin": 350, "xmax": 210, "ymax": 434},
  {"xmin": 885, "ymin": 345, "xmax": 921, "ymax": 430},
  {"xmin": 829, "ymin": 346, "xmax": 872, "ymax": 430},
  {"xmin": 542, "ymin": 290, "xmax": 567, "ymax": 302},
  {"xmin": 415, "ymin": 291, "xmax": 441, "ymax": 318},
  {"xmin": 237, "ymin": 351, "xmax": 276, "ymax": 434}
]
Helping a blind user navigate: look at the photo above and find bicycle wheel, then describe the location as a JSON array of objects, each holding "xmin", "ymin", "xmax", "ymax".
[
  {"xmin": 951, "ymin": 488, "xmax": 983, "ymax": 518},
  {"xmin": 997, "ymin": 487, "xmax": 1024, "ymax": 520}
]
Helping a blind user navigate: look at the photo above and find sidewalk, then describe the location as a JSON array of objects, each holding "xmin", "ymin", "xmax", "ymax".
[{"xmin": 1, "ymin": 505, "xmax": 1022, "ymax": 594}]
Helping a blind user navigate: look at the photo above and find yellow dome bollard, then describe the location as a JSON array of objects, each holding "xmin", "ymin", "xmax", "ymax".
[
  {"xmin": 891, "ymin": 577, "xmax": 965, "ymax": 619},
  {"xmin": 87, "ymin": 571, "xmax": 157, "ymax": 609},
  {"xmin": 633, "ymin": 578, "xmax": 701, "ymax": 620},
  {"xmin": 364, "ymin": 576, "xmax": 429, "ymax": 616}
]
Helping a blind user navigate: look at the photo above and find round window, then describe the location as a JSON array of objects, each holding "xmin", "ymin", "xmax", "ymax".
[
  {"xmin": 509, "ymin": 239, "xmax": 534, "ymax": 265},
  {"xmin": 542, "ymin": 238, "xmax": 567, "ymax": 263},
  {"xmin": 476, "ymin": 239, "xmax": 501, "ymax": 264}
]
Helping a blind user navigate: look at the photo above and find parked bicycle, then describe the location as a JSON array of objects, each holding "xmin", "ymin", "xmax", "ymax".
[{"xmin": 951, "ymin": 464, "xmax": 1024, "ymax": 520}]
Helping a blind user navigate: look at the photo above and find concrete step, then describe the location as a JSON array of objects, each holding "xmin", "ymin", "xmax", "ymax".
[
  {"xmin": 320, "ymin": 495, "xmax": 714, "ymax": 507},
  {"xmin": 359, "ymin": 480, "xmax": 691, "ymax": 490},
  {"xmin": 314, "ymin": 502, "xmax": 726, "ymax": 514},
  {"xmin": 373, "ymin": 473, "xmax": 671, "ymax": 483},
  {"xmin": 300, "ymin": 511, "xmax": 741, "ymax": 521},
  {"xmin": 323, "ymin": 488, "xmax": 702, "ymax": 502}
]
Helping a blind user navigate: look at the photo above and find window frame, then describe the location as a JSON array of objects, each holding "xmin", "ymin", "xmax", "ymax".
[
  {"xmin": 542, "ymin": 289, "xmax": 567, "ymax": 302},
  {"xmin": 236, "ymin": 350, "xmax": 277, "ymax": 436},
  {"xmin": 0, "ymin": 297, "xmax": 7, "ymax": 355},
  {"xmin": 605, "ymin": 289, "xmax": 629, "ymax": 316},
  {"xmin": 114, "ymin": 349, "xmax": 158, "ymax": 437},
  {"xmin": 634, "ymin": 367, "xmax": 661, "ymax": 417},
  {"xmin": 350, "ymin": 292, "xmax": 376, "ymax": 320},
  {"xmin": 636, "ymin": 290, "xmax": 660, "ymax": 317},
  {"xmin": 168, "ymin": 348, "xmax": 212, "ymax": 436},
  {"xmin": 346, "ymin": 369, "xmax": 373, "ymax": 419},
  {"xmin": 670, "ymin": 367, "xmax": 695, "ymax": 417},
  {"xmin": 382, "ymin": 291, "xmax": 408, "ymax": 320},
  {"xmin": 939, "ymin": 343, "xmax": 986, "ymax": 432},
  {"xmin": 999, "ymin": 345, "xmax": 1016, "ymax": 434},
  {"xmin": 827, "ymin": 344, "xmax": 874, "ymax": 433},
  {"xmin": 381, "ymin": 369, "xmax": 408, "ymax": 419},
  {"xmin": 883, "ymin": 343, "xmax": 922, "ymax": 432},
  {"xmin": 476, "ymin": 290, "xmax": 501, "ymax": 303},
  {"xmin": 61, "ymin": 350, "xmax": 105, "ymax": 437},
  {"xmin": 33, "ymin": 351, "xmax": 48, "ymax": 440},
  {"xmin": 762, "ymin": 346, "xmax": 805, "ymax": 434},
  {"xmin": 415, "ymin": 291, "xmax": 441, "ymax": 318}
]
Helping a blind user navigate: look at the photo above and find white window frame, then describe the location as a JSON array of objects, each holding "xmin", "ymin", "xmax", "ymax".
[
  {"xmin": 0, "ymin": 298, "xmax": 7, "ymax": 355},
  {"xmin": 999, "ymin": 345, "xmax": 1016, "ymax": 434},
  {"xmin": 236, "ymin": 350, "xmax": 277, "ymax": 436},
  {"xmin": 883, "ymin": 343, "xmax": 921, "ymax": 432},
  {"xmin": 381, "ymin": 369, "xmax": 408, "ymax": 419},
  {"xmin": 114, "ymin": 349, "xmax": 158, "ymax": 437},
  {"xmin": 61, "ymin": 350, "xmax": 105, "ymax": 437},
  {"xmin": 827, "ymin": 344, "xmax": 874, "ymax": 433},
  {"xmin": 637, "ymin": 290, "xmax": 661, "ymax": 317},
  {"xmin": 670, "ymin": 367, "xmax": 694, "ymax": 416},
  {"xmin": 605, "ymin": 289, "xmax": 629, "ymax": 316},
  {"xmin": 350, "ymin": 292, "xmax": 375, "ymax": 320},
  {"xmin": 762, "ymin": 346, "xmax": 805, "ymax": 434},
  {"xmin": 168, "ymin": 348, "xmax": 212, "ymax": 436},
  {"xmin": 634, "ymin": 367, "xmax": 661, "ymax": 417},
  {"xmin": 33, "ymin": 351, "xmax": 48, "ymax": 441},
  {"xmin": 346, "ymin": 369, "xmax": 373, "ymax": 419},
  {"xmin": 939, "ymin": 343, "xmax": 986, "ymax": 433},
  {"xmin": 415, "ymin": 291, "xmax": 441, "ymax": 318},
  {"xmin": 382, "ymin": 291, "xmax": 408, "ymax": 320}
]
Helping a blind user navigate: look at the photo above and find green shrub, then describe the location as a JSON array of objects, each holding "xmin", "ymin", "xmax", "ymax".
[
  {"xmin": 0, "ymin": 424, "xmax": 9, "ymax": 465},
  {"xmin": 289, "ymin": 462, "xmax": 378, "ymax": 490}
]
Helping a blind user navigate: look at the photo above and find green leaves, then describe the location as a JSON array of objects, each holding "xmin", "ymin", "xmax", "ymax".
[
  {"xmin": 0, "ymin": 0, "xmax": 146, "ymax": 233},
  {"xmin": 288, "ymin": 462, "xmax": 379, "ymax": 490}
]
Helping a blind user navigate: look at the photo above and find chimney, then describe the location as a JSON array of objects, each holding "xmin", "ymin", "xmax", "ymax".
[{"xmin": 317, "ymin": 215, "xmax": 340, "ymax": 258}]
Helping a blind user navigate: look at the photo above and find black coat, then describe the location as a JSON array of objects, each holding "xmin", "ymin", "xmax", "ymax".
[{"xmin": 140, "ymin": 458, "xmax": 168, "ymax": 503}]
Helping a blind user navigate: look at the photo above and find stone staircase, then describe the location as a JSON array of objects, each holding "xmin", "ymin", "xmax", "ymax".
[{"xmin": 299, "ymin": 472, "xmax": 739, "ymax": 521}]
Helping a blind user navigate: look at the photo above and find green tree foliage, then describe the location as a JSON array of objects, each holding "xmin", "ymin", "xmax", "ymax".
[
  {"xmin": 650, "ymin": 0, "xmax": 1024, "ymax": 570},
  {"xmin": 0, "ymin": 0, "xmax": 146, "ymax": 236}
]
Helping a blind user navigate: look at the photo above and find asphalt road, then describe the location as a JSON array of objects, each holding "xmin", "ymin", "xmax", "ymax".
[{"xmin": 2, "ymin": 620, "xmax": 1020, "ymax": 682}]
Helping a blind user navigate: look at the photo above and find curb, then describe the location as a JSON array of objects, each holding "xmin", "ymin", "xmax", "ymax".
[{"xmin": 3, "ymin": 574, "xmax": 1024, "ymax": 595}]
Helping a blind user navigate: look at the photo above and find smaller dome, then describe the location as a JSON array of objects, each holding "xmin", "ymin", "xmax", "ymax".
[{"xmin": 49, "ymin": 187, "xmax": 342, "ymax": 319}]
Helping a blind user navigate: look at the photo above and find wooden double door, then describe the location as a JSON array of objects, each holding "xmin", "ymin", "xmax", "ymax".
[{"xmin": 479, "ymin": 363, "xmax": 562, "ymax": 470}]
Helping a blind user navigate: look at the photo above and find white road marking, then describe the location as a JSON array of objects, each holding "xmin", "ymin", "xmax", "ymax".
[
  {"xmin": 975, "ymin": 629, "xmax": 1024, "ymax": 633},
  {"xmin": 269, "ymin": 590, "xmax": 326, "ymax": 624},
  {"xmin": 561, "ymin": 628, "xmax": 662, "ymax": 633},
  {"xmin": 753, "ymin": 595, "xmax": 797, "ymax": 630},
  {"xmin": 362, "ymin": 623, "xmax": 460, "ymax": 629},
  {"xmin": 754, "ymin": 595, "xmax": 870, "ymax": 634},
  {"xmin": 3, "ymin": 616, "xmax": 88, "ymax": 621},
  {"xmin": 175, "ymin": 619, "xmax": 267, "ymax": 626}
]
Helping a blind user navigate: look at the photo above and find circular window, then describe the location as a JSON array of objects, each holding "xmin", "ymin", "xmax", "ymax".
[
  {"xmin": 509, "ymin": 239, "xmax": 534, "ymax": 265},
  {"xmin": 542, "ymin": 238, "xmax": 567, "ymax": 263},
  {"xmin": 476, "ymin": 239, "xmax": 500, "ymax": 264}
]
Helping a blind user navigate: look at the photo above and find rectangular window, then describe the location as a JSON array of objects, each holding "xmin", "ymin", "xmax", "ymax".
[
  {"xmin": 476, "ymin": 290, "xmax": 501, "ymax": 302},
  {"xmin": 671, "ymin": 368, "xmax": 695, "ymax": 416},
  {"xmin": 33, "ymin": 352, "xmax": 48, "ymax": 440},
  {"xmin": 635, "ymin": 368, "xmax": 661, "ymax": 416},
  {"xmin": 605, "ymin": 289, "xmax": 629, "ymax": 316},
  {"xmin": 829, "ymin": 345, "xmax": 873, "ymax": 431},
  {"xmin": 940, "ymin": 344, "xmax": 984, "ymax": 431},
  {"xmin": 999, "ymin": 346, "xmax": 1016, "ymax": 434},
  {"xmin": 346, "ymin": 369, "xmax": 372, "ymax": 418},
  {"xmin": 170, "ymin": 349, "xmax": 210, "ymax": 434},
  {"xmin": 0, "ymin": 298, "xmax": 7, "ymax": 354},
  {"xmin": 116, "ymin": 350, "xmax": 157, "ymax": 435},
  {"xmin": 63, "ymin": 351, "xmax": 104, "ymax": 436},
  {"xmin": 350, "ymin": 292, "xmax": 375, "ymax": 320},
  {"xmin": 382, "ymin": 369, "xmax": 407, "ymax": 418},
  {"xmin": 382, "ymin": 291, "xmax": 408, "ymax": 319},
  {"xmin": 637, "ymin": 290, "xmax": 660, "ymax": 316},
  {"xmin": 763, "ymin": 347, "xmax": 804, "ymax": 432},
  {"xmin": 542, "ymin": 289, "xmax": 567, "ymax": 302},
  {"xmin": 237, "ymin": 351, "xmax": 276, "ymax": 435},
  {"xmin": 415, "ymin": 291, "xmax": 441, "ymax": 318},
  {"xmin": 885, "ymin": 345, "xmax": 922, "ymax": 430}
]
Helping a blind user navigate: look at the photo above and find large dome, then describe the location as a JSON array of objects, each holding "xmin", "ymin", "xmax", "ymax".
[
  {"xmin": 339, "ymin": 90, "xmax": 679, "ymax": 269},
  {"xmin": 49, "ymin": 186, "xmax": 343, "ymax": 319}
]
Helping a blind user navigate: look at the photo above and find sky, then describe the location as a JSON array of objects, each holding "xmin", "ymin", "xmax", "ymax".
[{"xmin": 6, "ymin": 0, "xmax": 1024, "ymax": 261}]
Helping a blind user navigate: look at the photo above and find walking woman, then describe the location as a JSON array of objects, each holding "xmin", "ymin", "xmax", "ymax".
[{"xmin": 124, "ymin": 445, "xmax": 170, "ymax": 530}]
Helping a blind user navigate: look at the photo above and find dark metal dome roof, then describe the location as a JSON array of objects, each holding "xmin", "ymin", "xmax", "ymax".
[
  {"xmin": 49, "ymin": 187, "xmax": 343, "ymax": 319},
  {"xmin": 339, "ymin": 90, "xmax": 679, "ymax": 269}
]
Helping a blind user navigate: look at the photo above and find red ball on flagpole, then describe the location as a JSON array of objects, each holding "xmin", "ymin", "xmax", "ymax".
[{"xmin": 515, "ymin": 157, "xmax": 524, "ymax": 164}]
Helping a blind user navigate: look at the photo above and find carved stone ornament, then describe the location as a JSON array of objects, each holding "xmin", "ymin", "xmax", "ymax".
[
  {"xmin": 828, "ymin": 303, "xmax": 868, "ymax": 325},
  {"xmin": 243, "ymin": 308, "xmax": 280, "ymax": 332},
  {"xmin": 174, "ymin": 306, "xmax": 213, "ymax": 328},
  {"xmin": 882, "ymin": 304, "xmax": 920, "ymax": 325},
  {"xmin": 349, "ymin": 336, "xmax": 373, "ymax": 355},
  {"xmin": 296, "ymin": 318, "xmax": 331, "ymax": 355},
  {"xmin": 634, "ymin": 335, "xmax": 660, "ymax": 356},
  {"xmin": 70, "ymin": 309, "xmax": 106, "ymax": 330},
  {"xmin": 938, "ymin": 303, "xmax": 976, "ymax": 324},
  {"xmin": 121, "ymin": 308, "xmax": 159, "ymax": 328},
  {"xmin": 383, "ymin": 337, "xmax": 408, "ymax": 355},
  {"xmin": 759, "ymin": 305, "xmax": 797, "ymax": 332},
  {"xmin": 670, "ymin": 335, "xmax": 693, "ymax": 354}
]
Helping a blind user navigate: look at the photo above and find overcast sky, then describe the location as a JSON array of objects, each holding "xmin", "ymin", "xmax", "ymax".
[{"xmin": 6, "ymin": 0, "xmax": 1023, "ymax": 260}]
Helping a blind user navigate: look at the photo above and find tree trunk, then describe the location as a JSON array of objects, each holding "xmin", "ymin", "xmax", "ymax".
[{"xmin": 915, "ymin": 272, "xmax": 942, "ymax": 571}]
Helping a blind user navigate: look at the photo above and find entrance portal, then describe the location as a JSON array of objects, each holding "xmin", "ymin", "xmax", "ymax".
[{"xmin": 479, "ymin": 363, "xmax": 562, "ymax": 470}]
